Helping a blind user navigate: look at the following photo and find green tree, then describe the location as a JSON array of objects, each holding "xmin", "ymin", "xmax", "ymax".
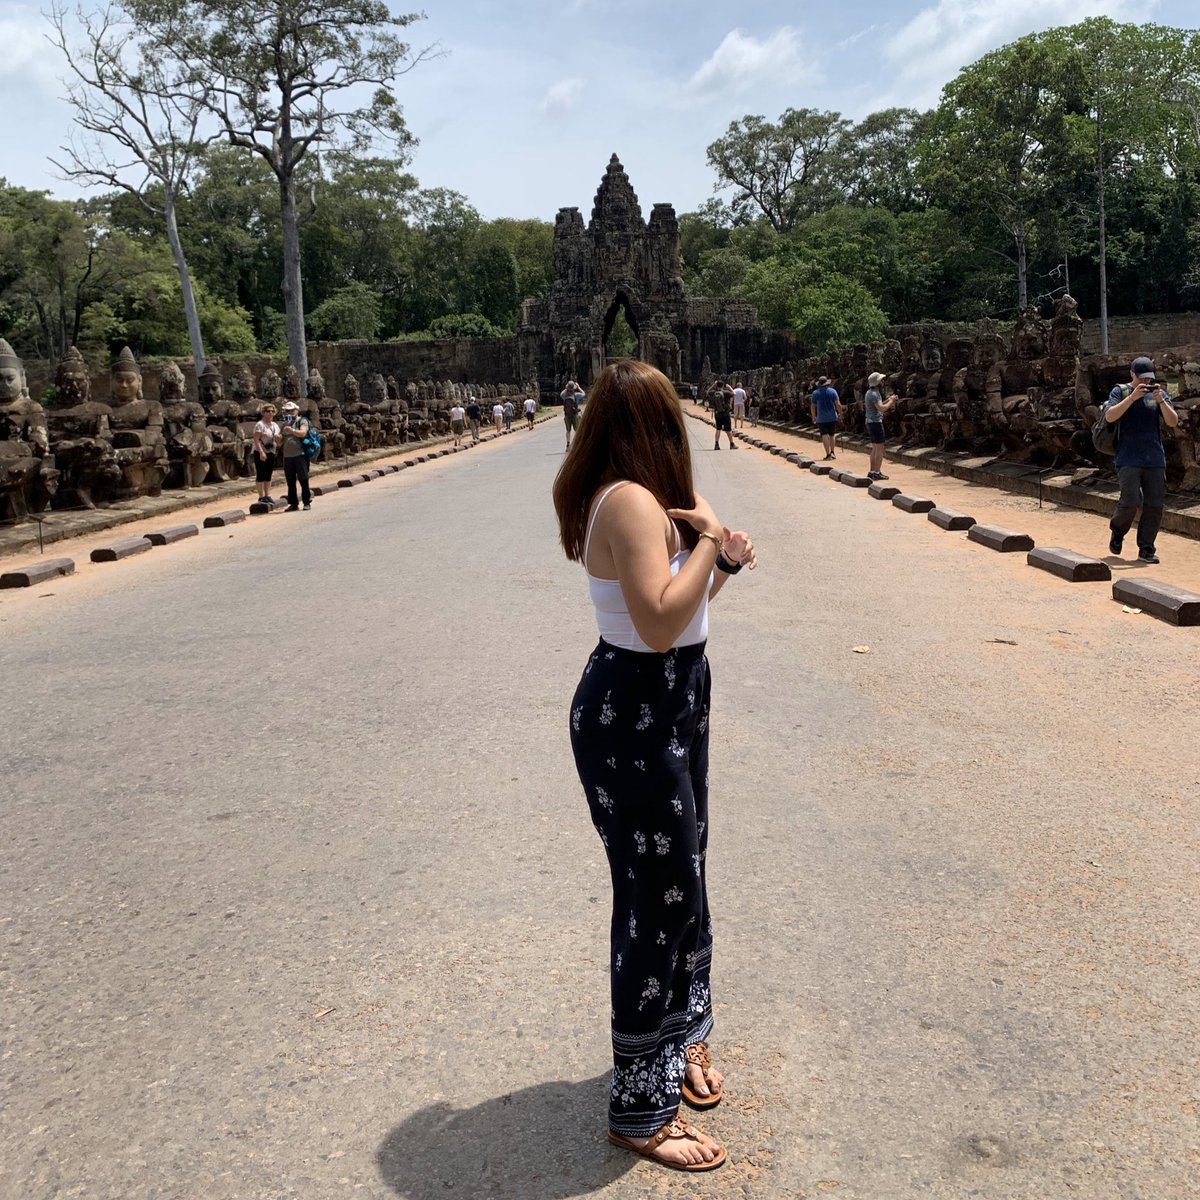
[
  {"xmin": 922, "ymin": 35, "xmax": 1090, "ymax": 311},
  {"xmin": 845, "ymin": 108, "xmax": 930, "ymax": 211},
  {"xmin": 706, "ymin": 108, "xmax": 853, "ymax": 232},
  {"xmin": 307, "ymin": 281, "xmax": 382, "ymax": 340},
  {"xmin": 418, "ymin": 312, "xmax": 503, "ymax": 339},
  {"xmin": 49, "ymin": 2, "xmax": 217, "ymax": 371},
  {"xmin": 132, "ymin": 0, "xmax": 433, "ymax": 381},
  {"xmin": 0, "ymin": 185, "xmax": 140, "ymax": 359}
]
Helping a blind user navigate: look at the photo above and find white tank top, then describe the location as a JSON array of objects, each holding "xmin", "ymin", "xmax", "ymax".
[{"xmin": 583, "ymin": 481, "xmax": 710, "ymax": 653}]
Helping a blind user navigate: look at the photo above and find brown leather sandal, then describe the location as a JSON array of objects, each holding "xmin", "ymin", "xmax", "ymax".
[
  {"xmin": 681, "ymin": 1041, "xmax": 723, "ymax": 1109},
  {"xmin": 607, "ymin": 1118, "xmax": 727, "ymax": 1171}
]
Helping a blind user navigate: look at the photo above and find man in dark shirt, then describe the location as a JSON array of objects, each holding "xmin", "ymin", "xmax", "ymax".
[
  {"xmin": 1104, "ymin": 356, "xmax": 1179, "ymax": 564},
  {"xmin": 465, "ymin": 396, "xmax": 482, "ymax": 442}
]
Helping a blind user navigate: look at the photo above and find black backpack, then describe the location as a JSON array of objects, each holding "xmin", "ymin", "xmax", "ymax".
[{"xmin": 1091, "ymin": 385, "xmax": 1130, "ymax": 455}]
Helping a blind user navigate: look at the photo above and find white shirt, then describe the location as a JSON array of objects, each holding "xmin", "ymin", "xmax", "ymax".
[
  {"xmin": 492, "ymin": 404, "xmax": 504, "ymax": 419},
  {"xmin": 524, "ymin": 398, "xmax": 537, "ymax": 414},
  {"xmin": 449, "ymin": 405, "xmax": 465, "ymax": 421},
  {"xmin": 254, "ymin": 420, "xmax": 279, "ymax": 448},
  {"xmin": 732, "ymin": 387, "xmax": 747, "ymax": 406}
]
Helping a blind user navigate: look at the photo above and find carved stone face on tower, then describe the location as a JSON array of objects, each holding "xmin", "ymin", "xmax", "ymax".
[
  {"xmin": 56, "ymin": 346, "xmax": 91, "ymax": 406},
  {"xmin": 0, "ymin": 338, "xmax": 26, "ymax": 403},
  {"xmin": 111, "ymin": 346, "xmax": 143, "ymax": 405}
]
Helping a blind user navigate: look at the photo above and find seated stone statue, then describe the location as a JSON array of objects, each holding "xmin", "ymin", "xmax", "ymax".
[
  {"xmin": 339, "ymin": 374, "xmax": 365, "ymax": 456},
  {"xmin": 108, "ymin": 346, "xmax": 167, "ymax": 499},
  {"xmin": 197, "ymin": 364, "xmax": 246, "ymax": 482},
  {"xmin": 307, "ymin": 368, "xmax": 345, "ymax": 459},
  {"xmin": 159, "ymin": 361, "xmax": 214, "ymax": 488},
  {"xmin": 0, "ymin": 337, "xmax": 58, "ymax": 519},
  {"xmin": 46, "ymin": 345, "xmax": 120, "ymax": 509}
]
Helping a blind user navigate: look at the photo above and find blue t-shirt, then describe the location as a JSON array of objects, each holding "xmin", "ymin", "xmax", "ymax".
[
  {"xmin": 1108, "ymin": 384, "xmax": 1166, "ymax": 469},
  {"xmin": 864, "ymin": 388, "xmax": 883, "ymax": 424},
  {"xmin": 812, "ymin": 386, "xmax": 840, "ymax": 424}
]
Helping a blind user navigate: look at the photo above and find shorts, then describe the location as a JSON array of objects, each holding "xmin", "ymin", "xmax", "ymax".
[
  {"xmin": 715, "ymin": 412, "xmax": 732, "ymax": 432},
  {"xmin": 564, "ymin": 413, "xmax": 578, "ymax": 430},
  {"xmin": 451, "ymin": 419, "xmax": 464, "ymax": 434},
  {"xmin": 818, "ymin": 421, "xmax": 838, "ymax": 435},
  {"xmin": 866, "ymin": 421, "xmax": 886, "ymax": 444},
  {"xmin": 733, "ymin": 402, "xmax": 745, "ymax": 416},
  {"xmin": 255, "ymin": 453, "xmax": 275, "ymax": 482}
]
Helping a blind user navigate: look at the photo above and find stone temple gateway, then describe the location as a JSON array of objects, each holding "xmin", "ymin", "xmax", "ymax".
[{"xmin": 517, "ymin": 155, "xmax": 801, "ymax": 389}]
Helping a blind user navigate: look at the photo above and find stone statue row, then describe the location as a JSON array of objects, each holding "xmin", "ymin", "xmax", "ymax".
[
  {"xmin": 701, "ymin": 296, "xmax": 1200, "ymax": 493},
  {"xmin": 0, "ymin": 341, "xmax": 530, "ymax": 522}
]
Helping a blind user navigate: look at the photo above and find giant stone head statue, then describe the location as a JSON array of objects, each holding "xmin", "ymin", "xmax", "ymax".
[
  {"xmin": 56, "ymin": 345, "xmax": 92, "ymax": 407},
  {"xmin": 110, "ymin": 345, "xmax": 143, "ymax": 405},
  {"xmin": 0, "ymin": 338, "xmax": 27, "ymax": 403},
  {"xmin": 198, "ymin": 363, "xmax": 224, "ymax": 409},
  {"xmin": 306, "ymin": 368, "xmax": 327, "ymax": 403},
  {"xmin": 159, "ymin": 361, "xmax": 187, "ymax": 403}
]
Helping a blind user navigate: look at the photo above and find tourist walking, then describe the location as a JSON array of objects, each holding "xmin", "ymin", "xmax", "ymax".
[
  {"xmin": 492, "ymin": 400, "xmax": 505, "ymax": 435},
  {"xmin": 449, "ymin": 400, "xmax": 466, "ymax": 447},
  {"xmin": 503, "ymin": 399, "xmax": 515, "ymax": 431},
  {"xmin": 466, "ymin": 396, "xmax": 482, "ymax": 442},
  {"xmin": 561, "ymin": 380, "xmax": 581, "ymax": 448},
  {"xmin": 253, "ymin": 402, "xmax": 280, "ymax": 504},
  {"xmin": 810, "ymin": 376, "xmax": 843, "ymax": 460},
  {"xmin": 748, "ymin": 391, "xmax": 761, "ymax": 427},
  {"xmin": 731, "ymin": 381, "xmax": 747, "ymax": 429},
  {"xmin": 552, "ymin": 360, "xmax": 757, "ymax": 1174},
  {"xmin": 864, "ymin": 372, "xmax": 898, "ymax": 480},
  {"xmin": 710, "ymin": 383, "xmax": 737, "ymax": 450},
  {"xmin": 279, "ymin": 400, "xmax": 311, "ymax": 511},
  {"xmin": 1104, "ymin": 356, "xmax": 1179, "ymax": 564},
  {"xmin": 524, "ymin": 394, "xmax": 537, "ymax": 429}
]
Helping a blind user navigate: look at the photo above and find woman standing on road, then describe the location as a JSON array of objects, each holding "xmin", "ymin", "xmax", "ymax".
[
  {"xmin": 253, "ymin": 403, "xmax": 279, "ymax": 503},
  {"xmin": 552, "ymin": 360, "xmax": 756, "ymax": 1174}
]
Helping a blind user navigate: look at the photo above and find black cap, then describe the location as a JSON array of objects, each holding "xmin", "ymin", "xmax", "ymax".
[{"xmin": 1131, "ymin": 356, "xmax": 1155, "ymax": 379}]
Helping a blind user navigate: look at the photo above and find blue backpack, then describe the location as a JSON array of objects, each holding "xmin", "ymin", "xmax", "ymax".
[{"xmin": 301, "ymin": 422, "xmax": 322, "ymax": 462}]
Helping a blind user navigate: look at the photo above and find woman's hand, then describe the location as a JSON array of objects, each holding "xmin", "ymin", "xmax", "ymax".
[
  {"xmin": 666, "ymin": 493, "xmax": 722, "ymax": 540},
  {"xmin": 722, "ymin": 528, "xmax": 757, "ymax": 570}
]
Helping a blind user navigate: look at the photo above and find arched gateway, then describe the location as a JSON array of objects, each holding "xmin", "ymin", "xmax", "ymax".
[{"xmin": 517, "ymin": 155, "xmax": 800, "ymax": 391}]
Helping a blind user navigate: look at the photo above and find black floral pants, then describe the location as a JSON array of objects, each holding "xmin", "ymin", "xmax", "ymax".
[{"xmin": 570, "ymin": 638, "xmax": 714, "ymax": 1137}]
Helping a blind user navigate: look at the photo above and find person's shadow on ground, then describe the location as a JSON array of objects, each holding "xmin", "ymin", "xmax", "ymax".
[{"xmin": 376, "ymin": 1075, "xmax": 633, "ymax": 1199}]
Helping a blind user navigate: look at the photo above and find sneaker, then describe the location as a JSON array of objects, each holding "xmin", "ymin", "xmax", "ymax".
[
  {"xmin": 714, "ymin": 443, "xmax": 721, "ymax": 450},
  {"xmin": 285, "ymin": 504, "xmax": 299, "ymax": 512},
  {"xmin": 1108, "ymin": 532, "xmax": 1124, "ymax": 555},
  {"xmin": 730, "ymin": 443, "xmax": 738, "ymax": 449},
  {"xmin": 823, "ymin": 453, "xmax": 833, "ymax": 461},
  {"xmin": 875, "ymin": 472, "xmax": 889, "ymax": 481},
  {"xmin": 262, "ymin": 496, "xmax": 275, "ymax": 505},
  {"xmin": 302, "ymin": 503, "xmax": 311, "ymax": 511},
  {"xmin": 1138, "ymin": 549, "xmax": 1159, "ymax": 564}
]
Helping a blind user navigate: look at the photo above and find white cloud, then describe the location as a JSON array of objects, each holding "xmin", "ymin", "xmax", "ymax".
[
  {"xmin": 687, "ymin": 27, "xmax": 807, "ymax": 97},
  {"xmin": 0, "ymin": 4, "xmax": 64, "ymax": 93},
  {"xmin": 542, "ymin": 77, "xmax": 585, "ymax": 120},
  {"xmin": 881, "ymin": 0, "xmax": 1157, "ymax": 110}
]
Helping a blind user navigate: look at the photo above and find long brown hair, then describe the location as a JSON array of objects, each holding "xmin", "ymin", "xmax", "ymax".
[{"xmin": 552, "ymin": 360, "xmax": 697, "ymax": 561}]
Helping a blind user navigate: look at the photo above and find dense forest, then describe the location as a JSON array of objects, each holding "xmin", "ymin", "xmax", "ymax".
[{"xmin": 2, "ymin": 14, "xmax": 1199, "ymax": 367}]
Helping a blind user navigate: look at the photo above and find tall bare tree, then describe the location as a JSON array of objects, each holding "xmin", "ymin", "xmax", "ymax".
[
  {"xmin": 132, "ymin": 0, "xmax": 435, "ymax": 381},
  {"xmin": 49, "ymin": 3, "xmax": 214, "ymax": 371}
]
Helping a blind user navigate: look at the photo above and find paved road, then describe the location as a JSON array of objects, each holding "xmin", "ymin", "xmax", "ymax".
[{"xmin": 2, "ymin": 419, "xmax": 1198, "ymax": 1199}]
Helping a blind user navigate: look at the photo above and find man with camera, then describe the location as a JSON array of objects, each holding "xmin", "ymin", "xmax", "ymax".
[
  {"xmin": 280, "ymin": 400, "xmax": 312, "ymax": 511},
  {"xmin": 1103, "ymin": 356, "xmax": 1179, "ymax": 564}
]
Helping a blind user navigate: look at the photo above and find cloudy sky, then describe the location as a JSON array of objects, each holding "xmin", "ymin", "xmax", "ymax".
[{"xmin": 1, "ymin": 0, "xmax": 1196, "ymax": 221}]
